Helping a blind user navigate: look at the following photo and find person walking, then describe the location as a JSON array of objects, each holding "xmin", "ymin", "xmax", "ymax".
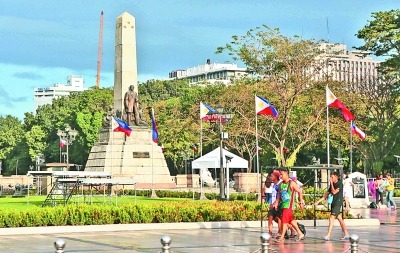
[
  {"xmin": 374, "ymin": 174, "xmax": 384, "ymax": 207},
  {"xmin": 342, "ymin": 172, "xmax": 354, "ymax": 212},
  {"xmin": 272, "ymin": 168, "xmax": 305, "ymax": 243},
  {"xmin": 265, "ymin": 177, "xmax": 273, "ymax": 204},
  {"xmin": 315, "ymin": 172, "xmax": 350, "ymax": 241},
  {"xmin": 267, "ymin": 170, "xmax": 282, "ymax": 236},
  {"xmin": 385, "ymin": 173, "xmax": 397, "ymax": 210}
]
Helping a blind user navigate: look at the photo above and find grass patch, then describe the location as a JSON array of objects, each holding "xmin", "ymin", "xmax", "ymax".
[{"xmin": 0, "ymin": 195, "xmax": 204, "ymax": 211}]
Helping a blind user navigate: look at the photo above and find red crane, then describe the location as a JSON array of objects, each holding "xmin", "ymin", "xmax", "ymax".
[{"xmin": 96, "ymin": 11, "xmax": 104, "ymax": 89}]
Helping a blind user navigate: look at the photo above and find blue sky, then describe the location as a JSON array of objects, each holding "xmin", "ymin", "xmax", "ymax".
[{"xmin": 0, "ymin": 1, "xmax": 398, "ymax": 119}]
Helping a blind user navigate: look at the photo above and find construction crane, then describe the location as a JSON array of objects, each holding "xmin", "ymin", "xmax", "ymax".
[{"xmin": 96, "ymin": 11, "xmax": 104, "ymax": 89}]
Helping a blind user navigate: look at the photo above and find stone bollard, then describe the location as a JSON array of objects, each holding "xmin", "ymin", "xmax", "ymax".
[
  {"xmin": 260, "ymin": 232, "xmax": 270, "ymax": 253},
  {"xmin": 54, "ymin": 238, "xmax": 66, "ymax": 253},
  {"xmin": 160, "ymin": 235, "xmax": 171, "ymax": 253},
  {"xmin": 350, "ymin": 234, "xmax": 359, "ymax": 253}
]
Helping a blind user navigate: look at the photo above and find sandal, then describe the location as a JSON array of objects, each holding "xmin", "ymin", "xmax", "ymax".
[
  {"xmin": 296, "ymin": 235, "xmax": 305, "ymax": 241},
  {"xmin": 340, "ymin": 237, "xmax": 350, "ymax": 241},
  {"xmin": 275, "ymin": 239, "xmax": 285, "ymax": 243},
  {"xmin": 289, "ymin": 233, "xmax": 298, "ymax": 239},
  {"xmin": 321, "ymin": 236, "xmax": 330, "ymax": 241}
]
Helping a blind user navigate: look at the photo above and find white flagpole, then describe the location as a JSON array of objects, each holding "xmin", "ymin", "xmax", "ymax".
[
  {"xmin": 350, "ymin": 121, "xmax": 353, "ymax": 174},
  {"xmin": 150, "ymin": 108, "xmax": 157, "ymax": 198},
  {"xmin": 255, "ymin": 95, "xmax": 260, "ymax": 197},
  {"xmin": 200, "ymin": 102, "xmax": 203, "ymax": 157},
  {"xmin": 327, "ymin": 101, "xmax": 330, "ymax": 168}
]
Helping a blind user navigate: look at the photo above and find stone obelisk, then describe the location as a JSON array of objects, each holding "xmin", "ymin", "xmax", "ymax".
[
  {"xmin": 114, "ymin": 12, "xmax": 138, "ymax": 116},
  {"xmin": 85, "ymin": 12, "xmax": 175, "ymax": 189}
]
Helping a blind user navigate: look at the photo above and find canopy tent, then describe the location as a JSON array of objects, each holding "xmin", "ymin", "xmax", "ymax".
[{"xmin": 191, "ymin": 147, "xmax": 248, "ymax": 169}]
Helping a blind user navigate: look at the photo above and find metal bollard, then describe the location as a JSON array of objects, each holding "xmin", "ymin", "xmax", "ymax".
[
  {"xmin": 260, "ymin": 233, "xmax": 270, "ymax": 253},
  {"xmin": 54, "ymin": 238, "xmax": 66, "ymax": 253},
  {"xmin": 350, "ymin": 234, "xmax": 359, "ymax": 253},
  {"xmin": 160, "ymin": 235, "xmax": 171, "ymax": 253}
]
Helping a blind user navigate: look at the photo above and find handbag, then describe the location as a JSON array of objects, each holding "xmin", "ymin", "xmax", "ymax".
[{"xmin": 327, "ymin": 193, "xmax": 333, "ymax": 205}]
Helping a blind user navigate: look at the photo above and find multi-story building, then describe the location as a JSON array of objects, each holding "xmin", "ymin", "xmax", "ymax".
[
  {"xmin": 170, "ymin": 45, "xmax": 380, "ymax": 87},
  {"xmin": 33, "ymin": 75, "xmax": 87, "ymax": 112},
  {"xmin": 317, "ymin": 43, "xmax": 381, "ymax": 84},
  {"xmin": 169, "ymin": 59, "xmax": 248, "ymax": 85}
]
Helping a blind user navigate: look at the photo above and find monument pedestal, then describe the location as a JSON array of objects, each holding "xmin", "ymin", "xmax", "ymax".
[{"xmin": 85, "ymin": 127, "xmax": 175, "ymax": 189}]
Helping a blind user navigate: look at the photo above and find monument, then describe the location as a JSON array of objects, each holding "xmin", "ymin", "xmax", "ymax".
[
  {"xmin": 85, "ymin": 12, "xmax": 175, "ymax": 189},
  {"xmin": 347, "ymin": 172, "xmax": 369, "ymax": 208}
]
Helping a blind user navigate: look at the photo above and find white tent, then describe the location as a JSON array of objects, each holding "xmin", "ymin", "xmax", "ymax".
[{"xmin": 191, "ymin": 147, "xmax": 248, "ymax": 169}]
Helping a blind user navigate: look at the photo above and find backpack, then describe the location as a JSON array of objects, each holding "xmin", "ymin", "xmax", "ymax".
[
  {"xmin": 369, "ymin": 202, "xmax": 377, "ymax": 209},
  {"xmin": 298, "ymin": 223, "xmax": 306, "ymax": 236}
]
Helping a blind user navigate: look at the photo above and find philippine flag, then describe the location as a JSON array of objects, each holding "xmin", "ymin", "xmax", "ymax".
[
  {"xmin": 351, "ymin": 122, "xmax": 366, "ymax": 141},
  {"xmin": 326, "ymin": 86, "xmax": 355, "ymax": 122},
  {"xmin": 59, "ymin": 139, "xmax": 67, "ymax": 148},
  {"xmin": 200, "ymin": 102, "xmax": 216, "ymax": 120},
  {"xmin": 193, "ymin": 145, "xmax": 198, "ymax": 153},
  {"xmin": 151, "ymin": 108, "xmax": 159, "ymax": 143},
  {"xmin": 111, "ymin": 117, "xmax": 132, "ymax": 137},
  {"xmin": 161, "ymin": 143, "xmax": 165, "ymax": 153},
  {"xmin": 255, "ymin": 95, "xmax": 279, "ymax": 118},
  {"xmin": 254, "ymin": 146, "xmax": 262, "ymax": 153}
]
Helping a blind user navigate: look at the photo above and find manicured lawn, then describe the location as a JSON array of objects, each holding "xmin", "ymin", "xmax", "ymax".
[{"xmin": 0, "ymin": 195, "xmax": 202, "ymax": 211}]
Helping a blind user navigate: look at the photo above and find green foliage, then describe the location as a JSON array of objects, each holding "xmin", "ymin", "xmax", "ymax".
[
  {"xmin": 0, "ymin": 199, "xmax": 353, "ymax": 228},
  {"xmin": 356, "ymin": 9, "xmax": 400, "ymax": 73}
]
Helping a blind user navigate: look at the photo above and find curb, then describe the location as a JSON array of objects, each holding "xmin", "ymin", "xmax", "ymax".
[{"xmin": 0, "ymin": 219, "xmax": 380, "ymax": 236}]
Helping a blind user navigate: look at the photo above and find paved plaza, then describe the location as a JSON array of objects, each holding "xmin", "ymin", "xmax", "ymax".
[
  {"xmin": 0, "ymin": 224, "xmax": 399, "ymax": 252},
  {"xmin": 0, "ymin": 198, "xmax": 399, "ymax": 252}
]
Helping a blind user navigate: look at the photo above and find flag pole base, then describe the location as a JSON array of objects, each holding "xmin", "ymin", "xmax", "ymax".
[
  {"xmin": 150, "ymin": 189, "xmax": 158, "ymax": 198},
  {"xmin": 197, "ymin": 192, "xmax": 208, "ymax": 200}
]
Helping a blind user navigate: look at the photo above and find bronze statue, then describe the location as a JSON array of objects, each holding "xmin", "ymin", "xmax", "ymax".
[
  {"xmin": 102, "ymin": 106, "xmax": 115, "ymax": 128},
  {"xmin": 137, "ymin": 106, "xmax": 148, "ymax": 126},
  {"xmin": 124, "ymin": 85, "xmax": 139, "ymax": 126}
]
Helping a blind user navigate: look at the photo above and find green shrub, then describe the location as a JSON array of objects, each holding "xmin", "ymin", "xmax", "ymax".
[{"xmin": 0, "ymin": 198, "xmax": 355, "ymax": 228}]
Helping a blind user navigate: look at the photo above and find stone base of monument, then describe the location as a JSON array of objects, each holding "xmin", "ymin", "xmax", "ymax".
[{"xmin": 85, "ymin": 127, "xmax": 176, "ymax": 189}]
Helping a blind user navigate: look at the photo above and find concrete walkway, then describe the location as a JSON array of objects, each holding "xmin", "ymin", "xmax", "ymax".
[
  {"xmin": 0, "ymin": 197, "xmax": 399, "ymax": 252},
  {"xmin": 0, "ymin": 225, "xmax": 398, "ymax": 252}
]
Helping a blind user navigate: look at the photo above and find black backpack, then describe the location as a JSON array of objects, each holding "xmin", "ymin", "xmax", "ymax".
[
  {"xmin": 369, "ymin": 202, "xmax": 377, "ymax": 209},
  {"xmin": 298, "ymin": 223, "xmax": 306, "ymax": 236}
]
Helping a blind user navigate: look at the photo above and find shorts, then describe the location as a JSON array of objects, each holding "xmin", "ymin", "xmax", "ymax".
[
  {"xmin": 343, "ymin": 191, "xmax": 351, "ymax": 198},
  {"xmin": 331, "ymin": 204, "xmax": 341, "ymax": 217},
  {"xmin": 281, "ymin": 208, "xmax": 294, "ymax": 224},
  {"xmin": 268, "ymin": 208, "xmax": 282, "ymax": 218}
]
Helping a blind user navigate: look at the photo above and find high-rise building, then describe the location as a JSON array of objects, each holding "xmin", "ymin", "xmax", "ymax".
[
  {"xmin": 169, "ymin": 59, "xmax": 248, "ymax": 85},
  {"xmin": 33, "ymin": 75, "xmax": 87, "ymax": 112},
  {"xmin": 317, "ymin": 43, "xmax": 381, "ymax": 84}
]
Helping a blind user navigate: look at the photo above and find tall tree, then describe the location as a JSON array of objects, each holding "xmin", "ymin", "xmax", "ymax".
[
  {"xmin": 215, "ymin": 25, "xmax": 352, "ymax": 166},
  {"xmin": 356, "ymin": 9, "xmax": 400, "ymax": 75}
]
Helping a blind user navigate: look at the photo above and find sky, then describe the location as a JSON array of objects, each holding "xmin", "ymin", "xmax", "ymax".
[{"xmin": 0, "ymin": 0, "xmax": 398, "ymax": 119}]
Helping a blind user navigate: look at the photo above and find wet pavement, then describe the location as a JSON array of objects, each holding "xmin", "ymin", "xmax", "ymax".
[
  {"xmin": 1, "ymin": 198, "xmax": 399, "ymax": 252},
  {"xmin": 1, "ymin": 225, "xmax": 399, "ymax": 252}
]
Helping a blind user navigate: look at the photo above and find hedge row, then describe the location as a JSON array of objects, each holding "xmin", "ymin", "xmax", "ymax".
[{"xmin": 0, "ymin": 201, "xmax": 348, "ymax": 228}]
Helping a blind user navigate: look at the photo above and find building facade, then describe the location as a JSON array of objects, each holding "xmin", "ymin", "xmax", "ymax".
[
  {"xmin": 33, "ymin": 75, "xmax": 87, "ymax": 112},
  {"xmin": 169, "ymin": 59, "xmax": 248, "ymax": 85},
  {"xmin": 317, "ymin": 43, "xmax": 381, "ymax": 84}
]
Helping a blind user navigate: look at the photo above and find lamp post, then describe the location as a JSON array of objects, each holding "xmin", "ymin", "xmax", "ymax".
[
  {"xmin": 180, "ymin": 149, "xmax": 191, "ymax": 174},
  {"xmin": 209, "ymin": 105, "xmax": 234, "ymax": 200},
  {"xmin": 394, "ymin": 155, "xmax": 400, "ymax": 176},
  {"xmin": 57, "ymin": 125, "xmax": 78, "ymax": 170}
]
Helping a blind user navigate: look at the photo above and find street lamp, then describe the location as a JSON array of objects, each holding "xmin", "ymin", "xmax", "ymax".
[
  {"xmin": 394, "ymin": 155, "xmax": 400, "ymax": 175},
  {"xmin": 334, "ymin": 157, "xmax": 348, "ymax": 166},
  {"xmin": 180, "ymin": 149, "xmax": 191, "ymax": 174},
  {"xmin": 57, "ymin": 125, "xmax": 78, "ymax": 170},
  {"xmin": 209, "ymin": 104, "xmax": 234, "ymax": 200}
]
